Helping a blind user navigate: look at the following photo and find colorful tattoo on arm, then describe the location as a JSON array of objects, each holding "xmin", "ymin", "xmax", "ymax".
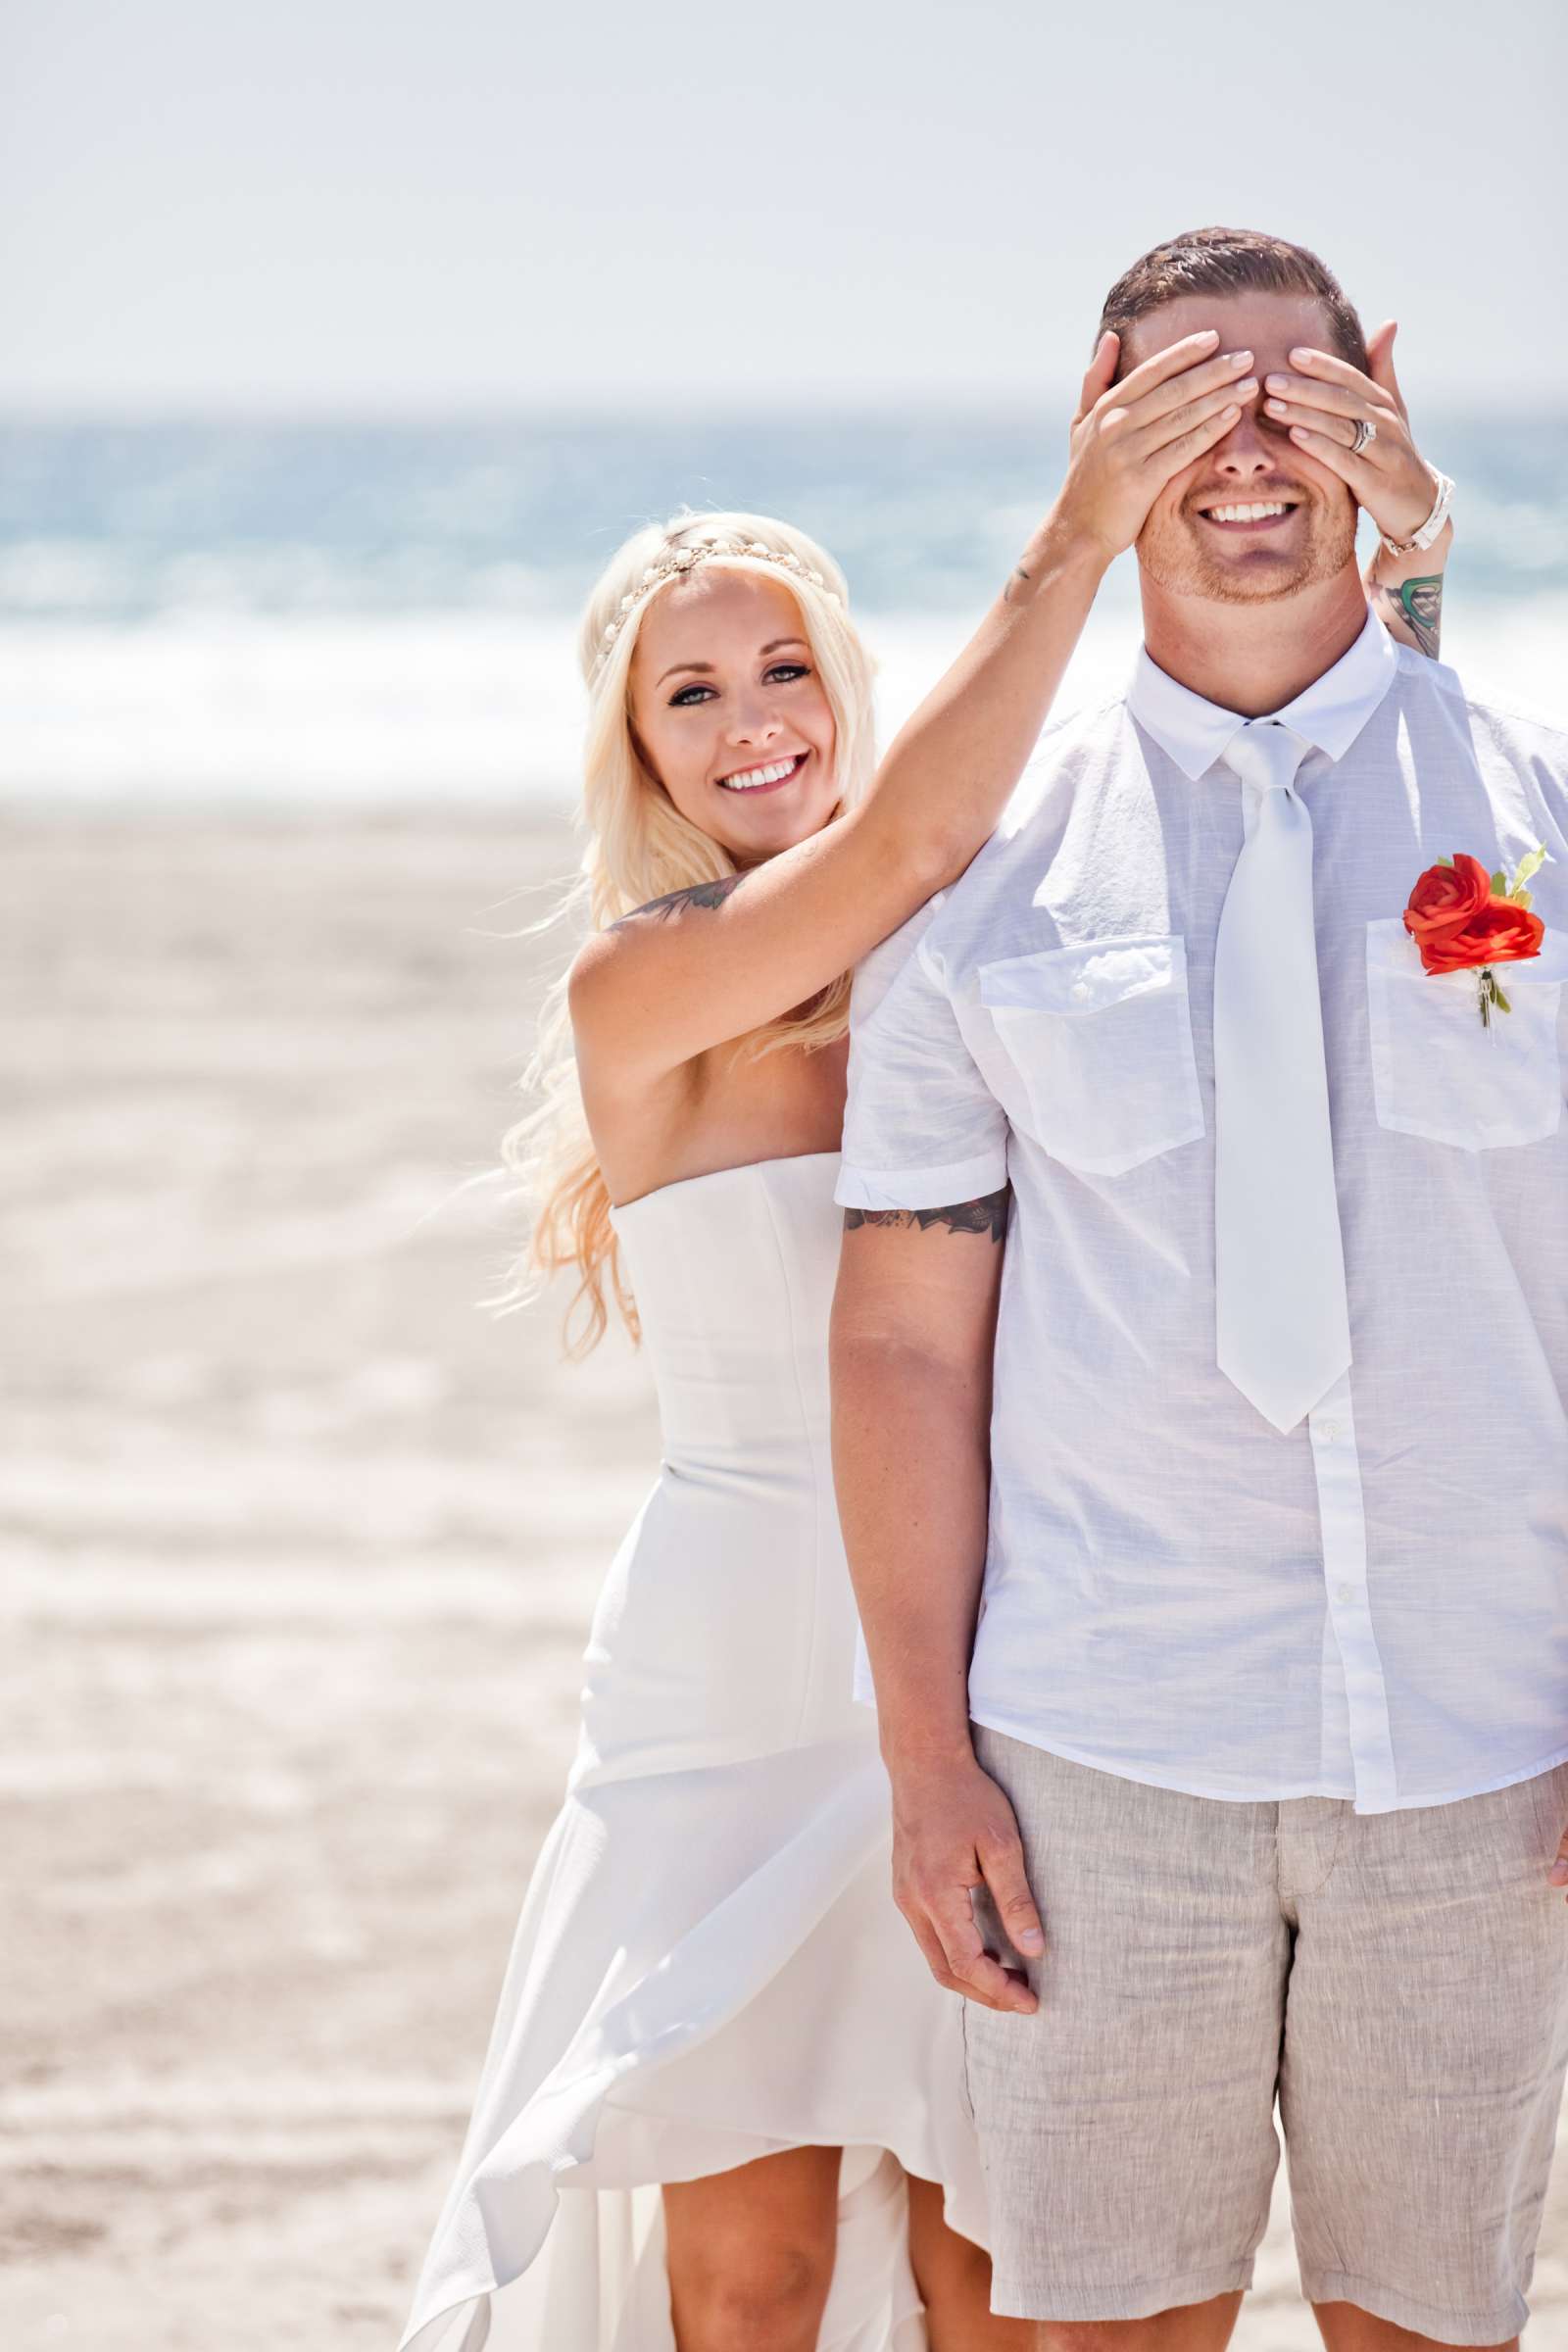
[
  {"xmin": 1380, "ymin": 573, "xmax": 1443, "ymax": 661},
  {"xmin": 612, "ymin": 874, "xmax": 744, "ymax": 929},
  {"xmin": 844, "ymin": 1188, "xmax": 1010, "ymax": 1244}
]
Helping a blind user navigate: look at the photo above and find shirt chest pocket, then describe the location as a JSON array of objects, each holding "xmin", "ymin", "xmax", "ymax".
[
  {"xmin": 978, "ymin": 935, "xmax": 1205, "ymax": 1177},
  {"xmin": 1365, "ymin": 917, "xmax": 1568, "ymax": 1151}
]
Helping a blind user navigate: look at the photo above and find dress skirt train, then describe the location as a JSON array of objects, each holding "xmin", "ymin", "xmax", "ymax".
[
  {"xmin": 397, "ymin": 1155, "xmax": 986, "ymax": 2350},
  {"xmin": 398, "ymin": 1744, "xmax": 982, "ymax": 2349}
]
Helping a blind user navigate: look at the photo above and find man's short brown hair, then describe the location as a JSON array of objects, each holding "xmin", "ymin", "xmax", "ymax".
[{"xmin": 1100, "ymin": 226, "xmax": 1370, "ymax": 375}]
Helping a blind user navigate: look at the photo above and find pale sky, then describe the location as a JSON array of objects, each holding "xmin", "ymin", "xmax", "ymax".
[{"xmin": 4, "ymin": 0, "xmax": 1563, "ymax": 415}]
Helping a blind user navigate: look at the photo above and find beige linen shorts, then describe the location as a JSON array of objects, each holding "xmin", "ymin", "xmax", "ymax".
[{"xmin": 963, "ymin": 1726, "xmax": 1568, "ymax": 2342}]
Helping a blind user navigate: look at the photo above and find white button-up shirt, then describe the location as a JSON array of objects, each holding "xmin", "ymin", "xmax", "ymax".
[{"xmin": 838, "ymin": 613, "xmax": 1568, "ymax": 1814}]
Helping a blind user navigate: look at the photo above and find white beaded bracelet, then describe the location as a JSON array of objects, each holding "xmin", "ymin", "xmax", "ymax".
[{"xmin": 1381, "ymin": 468, "xmax": 1454, "ymax": 559}]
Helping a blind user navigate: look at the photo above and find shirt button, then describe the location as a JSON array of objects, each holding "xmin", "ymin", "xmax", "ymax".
[
  {"xmin": 1317, "ymin": 1419, "xmax": 1340, "ymax": 1443},
  {"xmin": 1070, "ymin": 980, "xmax": 1091, "ymax": 1002},
  {"xmin": 1334, "ymin": 1582, "xmax": 1354, "ymax": 1604}
]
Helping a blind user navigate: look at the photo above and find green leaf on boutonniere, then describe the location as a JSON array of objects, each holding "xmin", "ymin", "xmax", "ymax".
[
  {"xmin": 1510, "ymin": 844, "xmax": 1549, "ymax": 898},
  {"xmin": 1493, "ymin": 980, "xmax": 1513, "ymax": 1013},
  {"xmin": 1438, "ymin": 854, "xmax": 1454, "ymax": 866},
  {"xmin": 1515, "ymin": 889, "xmax": 1534, "ymax": 911},
  {"xmin": 1492, "ymin": 869, "xmax": 1509, "ymax": 895}
]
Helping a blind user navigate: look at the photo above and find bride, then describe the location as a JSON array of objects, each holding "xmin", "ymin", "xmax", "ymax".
[{"xmin": 399, "ymin": 328, "xmax": 1450, "ymax": 2351}]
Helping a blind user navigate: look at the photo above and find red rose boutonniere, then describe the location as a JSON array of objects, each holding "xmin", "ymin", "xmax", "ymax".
[{"xmin": 1403, "ymin": 846, "xmax": 1549, "ymax": 1028}]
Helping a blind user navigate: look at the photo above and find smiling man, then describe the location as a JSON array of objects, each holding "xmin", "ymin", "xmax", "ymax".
[
  {"xmin": 831, "ymin": 226, "xmax": 1568, "ymax": 2351},
  {"xmin": 1130, "ymin": 292, "xmax": 1363, "ymax": 610}
]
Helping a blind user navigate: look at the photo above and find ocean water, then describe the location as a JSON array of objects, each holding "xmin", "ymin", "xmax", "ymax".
[{"xmin": 2, "ymin": 414, "xmax": 1564, "ymax": 805}]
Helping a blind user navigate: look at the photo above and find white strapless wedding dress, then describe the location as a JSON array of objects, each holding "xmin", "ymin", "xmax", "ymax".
[{"xmin": 399, "ymin": 1152, "xmax": 986, "ymax": 2352}]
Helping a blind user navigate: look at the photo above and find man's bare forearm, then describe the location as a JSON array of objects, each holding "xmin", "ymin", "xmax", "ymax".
[
  {"xmin": 830, "ymin": 1322, "xmax": 994, "ymax": 1767},
  {"xmin": 830, "ymin": 1198, "xmax": 1040, "ymax": 2004}
]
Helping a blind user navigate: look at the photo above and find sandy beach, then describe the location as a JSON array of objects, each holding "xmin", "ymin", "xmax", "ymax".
[{"xmin": 6, "ymin": 808, "xmax": 1568, "ymax": 2351}]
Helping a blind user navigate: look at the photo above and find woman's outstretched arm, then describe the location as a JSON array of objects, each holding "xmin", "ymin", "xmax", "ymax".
[{"xmin": 573, "ymin": 329, "xmax": 1258, "ymax": 1088}]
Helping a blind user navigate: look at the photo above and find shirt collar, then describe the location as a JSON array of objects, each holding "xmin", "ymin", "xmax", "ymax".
[{"xmin": 1126, "ymin": 606, "xmax": 1399, "ymax": 782}]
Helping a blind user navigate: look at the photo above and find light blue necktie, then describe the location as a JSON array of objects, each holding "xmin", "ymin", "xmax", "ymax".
[{"xmin": 1214, "ymin": 722, "xmax": 1351, "ymax": 1433}]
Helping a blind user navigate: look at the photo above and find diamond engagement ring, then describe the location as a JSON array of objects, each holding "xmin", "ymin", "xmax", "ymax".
[{"xmin": 1350, "ymin": 416, "xmax": 1377, "ymax": 457}]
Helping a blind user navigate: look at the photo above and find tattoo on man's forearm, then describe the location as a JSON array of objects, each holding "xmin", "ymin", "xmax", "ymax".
[
  {"xmin": 1381, "ymin": 573, "xmax": 1443, "ymax": 661},
  {"xmin": 1003, "ymin": 563, "xmax": 1032, "ymax": 605},
  {"xmin": 843, "ymin": 1188, "xmax": 1009, "ymax": 1244},
  {"xmin": 612, "ymin": 874, "xmax": 744, "ymax": 929}
]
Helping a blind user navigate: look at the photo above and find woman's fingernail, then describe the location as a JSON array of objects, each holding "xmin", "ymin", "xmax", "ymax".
[
  {"xmin": 1226, "ymin": 349, "xmax": 1252, "ymax": 367},
  {"xmin": 1265, "ymin": 373, "xmax": 1288, "ymax": 391},
  {"xmin": 1017, "ymin": 1929, "xmax": 1044, "ymax": 1952},
  {"xmin": 1266, "ymin": 398, "xmax": 1285, "ymax": 414}
]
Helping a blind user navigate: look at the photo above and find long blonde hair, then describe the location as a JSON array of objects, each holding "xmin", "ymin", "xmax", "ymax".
[{"xmin": 500, "ymin": 512, "xmax": 877, "ymax": 1353}]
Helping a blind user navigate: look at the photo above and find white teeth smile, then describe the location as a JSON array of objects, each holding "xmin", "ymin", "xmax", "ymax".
[
  {"xmin": 1204, "ymin": 502, "xmax": 1291, "ymax": 522},
  {"xmin": 717, "ymin": 756, "xmax": 804, "ymax": 791}
]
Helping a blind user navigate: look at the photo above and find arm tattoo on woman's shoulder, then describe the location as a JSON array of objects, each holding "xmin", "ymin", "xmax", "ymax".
[
  {"xmin": 1381, "ymin": 573, "xmax": 1443, "ymax": 661},
  {"xmin": 843, "ymin": 1187, "xmax": 1009, "ymax": 1244},
  {"xmin": 612, "ymin": 873, "xmax": 744, "ymax": 930}
]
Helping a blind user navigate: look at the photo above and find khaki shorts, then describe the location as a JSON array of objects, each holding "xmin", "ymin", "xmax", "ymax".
[{"xmin": 963, "ymin": 1726, "xmax": 1568, "ymax": 2343}]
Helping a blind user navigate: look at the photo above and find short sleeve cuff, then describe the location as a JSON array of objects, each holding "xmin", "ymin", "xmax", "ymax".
[{"xmin": 834, "ymin": 1149, "xmax": 1009, "ymax": 1213}]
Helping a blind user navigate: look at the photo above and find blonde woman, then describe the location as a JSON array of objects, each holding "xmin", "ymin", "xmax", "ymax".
[{"xmin": 399, "ymin": 328, "xmax": 1450, "ymax": 2352}]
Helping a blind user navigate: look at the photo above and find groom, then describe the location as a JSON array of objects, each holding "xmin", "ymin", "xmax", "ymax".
[{"xmin": 830, "ymin": 225, "xmax": 1568, "ymax": 2351}]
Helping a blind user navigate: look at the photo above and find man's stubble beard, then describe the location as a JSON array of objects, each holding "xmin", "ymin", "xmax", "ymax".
[{"xmin": 1138, "ymin": 495, "xmax": 1359, "ymax": 607}]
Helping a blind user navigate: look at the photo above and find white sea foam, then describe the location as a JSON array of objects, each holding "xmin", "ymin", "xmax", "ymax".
[
  {"xmin": 5, "ymin": 410, "xmax": 1565, "ymax": 804},
  {"xmin": 4, "ymin": 594, "xmax": 1565, "ymax": 808}
]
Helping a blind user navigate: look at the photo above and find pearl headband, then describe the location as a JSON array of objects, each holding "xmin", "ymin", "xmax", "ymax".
[{"xmin": 594, "ymin": 537, "xmax": 842, "ymax": 675}]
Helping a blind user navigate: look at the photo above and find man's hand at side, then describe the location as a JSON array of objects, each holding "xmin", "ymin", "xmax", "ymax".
[
  {"xmin": 1548, "ymin": 1818, "xmax": 1568, "ymax": 1894},
  {"xmin": 888, "ymin": 1743, "xmax": 1043, "ymax": 2015},
  {"xmin": 831, "ymin": 1184, "xmax": 1043, "ymax": 2014}
]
